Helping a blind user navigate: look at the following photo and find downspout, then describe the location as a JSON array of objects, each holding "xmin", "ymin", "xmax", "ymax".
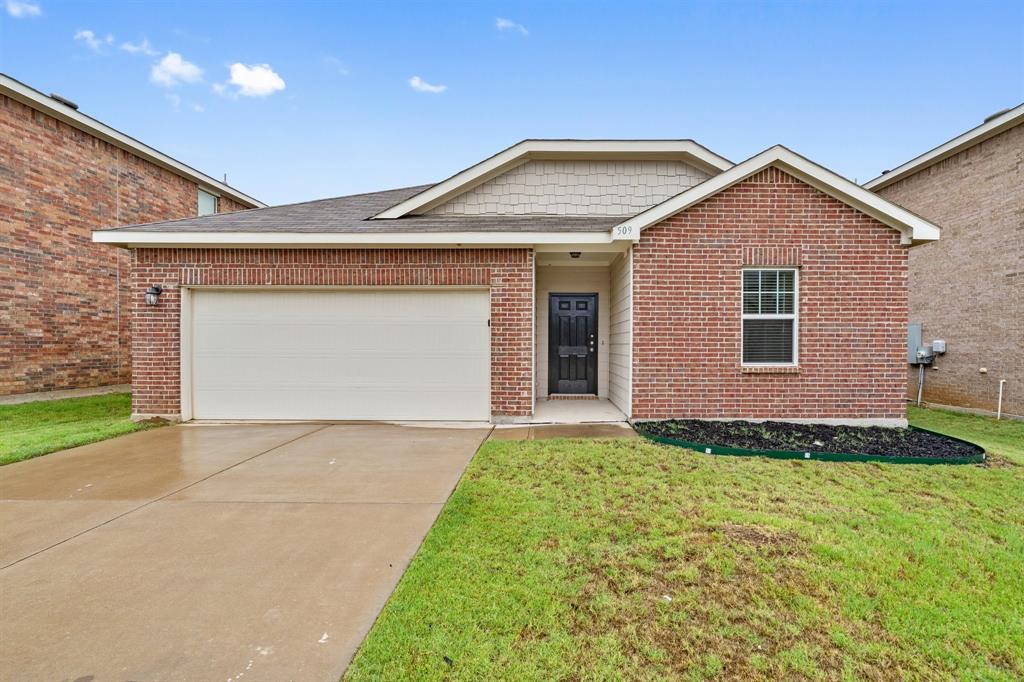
[{"xmin": 997, "ymin": 379, "xmax": 1006, "ymax": 420}]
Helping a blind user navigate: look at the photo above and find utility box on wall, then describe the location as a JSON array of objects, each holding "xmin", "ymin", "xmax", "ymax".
[{"xmin": 908, "ymin": 323, "xmax": 923, "ymax": 364}]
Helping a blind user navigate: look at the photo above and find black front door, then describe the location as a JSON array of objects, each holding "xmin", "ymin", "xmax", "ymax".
[{"xmin": 548, "ymin": 293, "xmax": 598, "ymax": 395}]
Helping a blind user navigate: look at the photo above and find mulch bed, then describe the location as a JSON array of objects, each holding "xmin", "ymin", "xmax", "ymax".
[{"xmin": 635, "ymin": 419, "xmax": 983, "ymax": 460}]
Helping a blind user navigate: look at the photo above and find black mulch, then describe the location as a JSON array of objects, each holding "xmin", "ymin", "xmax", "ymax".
[{"xmin": 635, "ymin": 419, "xmax": 983, "ymax": 460}]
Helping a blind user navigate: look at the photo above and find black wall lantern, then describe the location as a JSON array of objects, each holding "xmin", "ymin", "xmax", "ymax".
[{"xmin": 144, "ymin": 285, "xmax": 163, "ymax": 306}]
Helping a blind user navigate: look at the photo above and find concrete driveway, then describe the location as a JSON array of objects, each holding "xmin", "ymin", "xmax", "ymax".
[{"xmin": 0, "ymin": 422, "xmax": 490, "ymax": 682}]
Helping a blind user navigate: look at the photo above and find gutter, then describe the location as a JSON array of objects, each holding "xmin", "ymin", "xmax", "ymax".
[{"xmin": 91, "ymin": 230, "xmax": 621, "ymax": 248}]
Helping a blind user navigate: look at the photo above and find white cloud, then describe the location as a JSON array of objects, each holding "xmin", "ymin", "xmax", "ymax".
[
  {"xmin": 74, "ymin": 29, "xmax": 114, "ymax": 52},
  {"xmin": 6, "ymin": 0, "xmax": 41, "ymax": 17},
  {"xmin": 120, "ymin": 38, "xmax": 158, "ymax": 56},
  {"xmin": 323, "ymin": 56, "xmax": 349, "ymax": 76},
  {"xmin": 408, "ymin": 75, "xmax": 447, "ymax": 94},
  {"xmin": 192, "ymin": 103, "xmax": 205, "ymax": 113},
  {"xmin": 218, "ymin": 63, "xmax": 286, "ymax": 97},
  {"xmin": 496, "ymin": 17, "xmax": 528, "ymax": 35},
  {"xmin": 150, "ymin": 52, "xmax": 203, "ymax": 87}
]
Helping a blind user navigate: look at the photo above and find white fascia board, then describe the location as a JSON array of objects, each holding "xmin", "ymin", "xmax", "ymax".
[
  {"xmin": 372, "ymin": 139, "xmax": 734, "ymax": 219},
  {"xmin": 611, "ymin": 146, "xmax": 941, "ymax": 244},
  {"xmin": 91, "ymin": 230, "xmax": 615, "ymax": 248},
  {"xmin": 1, "ymin": 74, "xmax": 265, "ymax": 208},
  {"xmin": 864, "ymin": 103, "xmax": 1024, "ymax": 190}
]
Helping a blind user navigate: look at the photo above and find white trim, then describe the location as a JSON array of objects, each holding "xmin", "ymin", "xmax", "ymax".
[
  {"xmin": 179, "ymin": 287, "xmax": 193, "ymax": 422},
  {"xmin": 1, "ymin": 73, "xmax": 264, "ymax": 208},
  {"xmin": 741, "ymin": 267, "xmax": 799, "ymax": 367},
  {"xmin": 626, "ymin": 245, "xmax": 633, "ymax": 419},
  {"xmin": 864, "ymin": 103, "xmax": 1024, "ymax": 190},
  {"xmin": 180, "ymin": 285, "xmax": 493, "ymax": 422},
  {"xmin": 92, "ymin": 230, "xmax": 617, "ymax": 247},
  {"xmin": 372, "ymin": 140, "xmax": 734, "ymax": 219},
  {"xmin": 530, "ymin": 250, "xmax": 536, "ymax": 414},
  {"xmin": 611, "ymin": 146, "xmax": 942, "ymax": 244}
]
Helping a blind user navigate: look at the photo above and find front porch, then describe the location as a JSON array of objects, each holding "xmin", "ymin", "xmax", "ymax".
[{"xmin": 528, "ymin": 245, "xmax": 633, "ymax": 422}]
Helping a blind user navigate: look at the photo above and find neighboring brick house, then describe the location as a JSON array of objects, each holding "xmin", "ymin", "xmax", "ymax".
[
  {"xmin": 866, "ymin": 104, "xmax": 1023, "ymax": 418},
  {"xmin": 0, "ymin": 73, "xmax": 263, "ymax": 397},
  {"xmin": 93, "ymin": 141, "xmax": 939, "ymax": 425}
]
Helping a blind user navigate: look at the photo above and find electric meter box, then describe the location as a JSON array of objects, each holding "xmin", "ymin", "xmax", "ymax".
[
  {"xmin": 908, "ymin": 323, "xmax": 923, "ymax": 364},
  {"xmin": 932, "ymin": 339, "xmax": 946, "ymax": 354}
]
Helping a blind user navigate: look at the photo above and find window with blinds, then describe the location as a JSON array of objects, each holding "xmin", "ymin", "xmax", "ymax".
[{"xmin": 742, "ymin": 268, "xmax": 797, "ymax": 364}]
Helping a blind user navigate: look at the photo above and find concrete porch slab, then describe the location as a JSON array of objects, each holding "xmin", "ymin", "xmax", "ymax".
[{"xmin": 529, "ymin": 397, "xmax": 628, "ymax": 424}]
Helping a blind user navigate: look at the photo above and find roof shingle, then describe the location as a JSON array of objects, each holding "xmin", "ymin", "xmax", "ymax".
[{"xmin": 100, "ymin": 185, "xmax": 620, "ymax": 234}]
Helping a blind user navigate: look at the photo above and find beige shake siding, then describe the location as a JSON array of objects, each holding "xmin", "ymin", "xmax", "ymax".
[
  {"xmin": 429, "ymin": 159, "xmax": 709, "ymax": 215},
  {"xmin": 609, "ymin": 250, "xmax": 633, "ymax": 416}
]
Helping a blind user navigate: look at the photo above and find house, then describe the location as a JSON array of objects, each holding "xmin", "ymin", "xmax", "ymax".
[
  {"xmin": 865, "ymin": 104, "xmax": 1023, "ymax": 419},
  {"xmin": 0, "ymin": 73, "xmax": 263, "ymax": 397},
  {"xmin": 92, "ymin": 140, "xmax": 940, "ymax": 425}
]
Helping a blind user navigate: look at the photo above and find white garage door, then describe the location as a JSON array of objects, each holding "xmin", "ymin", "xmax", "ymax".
[{"xmin": 189, "ymin": 289, "xmax": 490, "ymax": 420}]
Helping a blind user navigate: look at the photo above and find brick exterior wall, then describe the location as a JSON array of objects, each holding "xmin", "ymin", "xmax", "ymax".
[
  {"xmin": 875, "ymin": 123, "xmax": 1023, "ymax": 417},
  {"xmin": 129, "ymin": 248, "xmax": 534, "ymax": 419},
  {"xmin": 631, "ymin": 167, "xmax": 908, "ymax": 421},
  {"xmin": 0, "ymin": 94, "xmax": 249, "ymax": 396}
]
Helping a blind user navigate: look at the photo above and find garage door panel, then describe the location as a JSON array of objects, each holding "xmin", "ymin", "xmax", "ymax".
[
  {"xmin": 193, "ymin": 356, "xmax": 487, "ymax": 388},
  {"xmin": 192, "ymin": 388, "xmax": 487, "ymax": 421},
  {"xmin": 194, "ymin": 323, "xmax": 487, "ymax": 356},
  {"xmin": 190, "ymin": 290, "xmax": 490, "ymax": 420}
]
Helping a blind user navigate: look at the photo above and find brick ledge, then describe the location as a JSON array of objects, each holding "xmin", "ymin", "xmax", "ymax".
[{"xmin": 741, "ymin": 366, "xmax": 801, "ymax": 375}]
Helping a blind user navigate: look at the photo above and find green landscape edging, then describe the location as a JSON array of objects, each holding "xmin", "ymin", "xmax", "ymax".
[{"xmin": 636, "ymin": 424, "xmax": 986, "ymax": 465}]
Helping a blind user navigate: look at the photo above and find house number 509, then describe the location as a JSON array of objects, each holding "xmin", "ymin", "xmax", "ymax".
[{"xmin": 613, "ymin": 225, "xmax": 636, "ymax": 239}]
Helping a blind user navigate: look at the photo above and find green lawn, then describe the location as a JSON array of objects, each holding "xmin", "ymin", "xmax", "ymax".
[
  {"xmin": 0, "ymin": 393, "xmax": 161, "ymax": 465},
  {"xmin": 909, "ymin": 405, "xmax": 1024, "ymax": 465},
  {"xmin": 347, "ymin": 408, "xmax": 1024, "ymax": 681}
]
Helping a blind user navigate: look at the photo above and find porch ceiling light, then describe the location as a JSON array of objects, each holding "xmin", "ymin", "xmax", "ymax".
[
  {"xmin": 569, "ymin": 252, "xmax": 581, "ymax": 259},
  {"xmin": 144, "ymin": 285, "xmax": 163, "ymax": 306}
]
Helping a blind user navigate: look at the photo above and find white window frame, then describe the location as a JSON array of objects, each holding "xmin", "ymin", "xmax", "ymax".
[
  {"xmin": 740, "ymin": 267, "xmax": 799, "ymax": 367},
  {"xmin": 197, "ymin": 188, "xmax": 219, "ymax": 216}
]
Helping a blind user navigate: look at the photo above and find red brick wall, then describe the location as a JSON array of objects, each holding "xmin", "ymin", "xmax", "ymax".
[
  {"xmin": 0, "ymin": 94, "xmax": 249, "ymax": 395},
  {"xmin": 632, "ymin": 167, "xmax": 908, "ymax": 421},
  {"xmin": 876, "ymin": 123, "xmax": 1023, "ymax": 417},
  {"xmin": 130, "ymin": 248, "xmax": 534, "ymax": 418}
]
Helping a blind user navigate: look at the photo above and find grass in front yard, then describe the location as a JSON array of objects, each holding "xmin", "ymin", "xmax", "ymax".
[
  {"xmin": 347, "ymin": 409, "xmax": 1023, "ymax": 680},
  {"xmin": 0, "ymin": 393, "xmax": 160, "ymax": 465},
  {"xmin": 909, "ymin": 405, "xmax": 1024, "ymax": 465}
]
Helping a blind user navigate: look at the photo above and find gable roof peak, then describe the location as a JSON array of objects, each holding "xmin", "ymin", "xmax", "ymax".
[
  {"xmin": 372, "ymin": 138, "xmax": 733, "ymax": 219},
  {"xmin": 615, "ymin": 145, "xmax": 940, "ymax": 244}
]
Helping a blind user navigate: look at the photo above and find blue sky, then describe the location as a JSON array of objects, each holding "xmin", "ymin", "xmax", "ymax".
[{"xmin": 2, "ymin": 0, "xmax": 1022, "ymax": 205}]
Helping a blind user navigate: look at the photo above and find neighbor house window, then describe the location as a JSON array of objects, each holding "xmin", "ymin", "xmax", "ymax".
[
  {"xmin": 742, "ymin": 268, "xmax": 798, "ymax": 365},
  {"xmin": 197, "ymin": 188, "xmax": 219, "ymax": 216}
]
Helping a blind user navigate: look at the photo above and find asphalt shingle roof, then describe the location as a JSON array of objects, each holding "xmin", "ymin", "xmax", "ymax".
[{"xmin": 103, "ymin": 185, "xmax": 620, "ymax": 233}]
